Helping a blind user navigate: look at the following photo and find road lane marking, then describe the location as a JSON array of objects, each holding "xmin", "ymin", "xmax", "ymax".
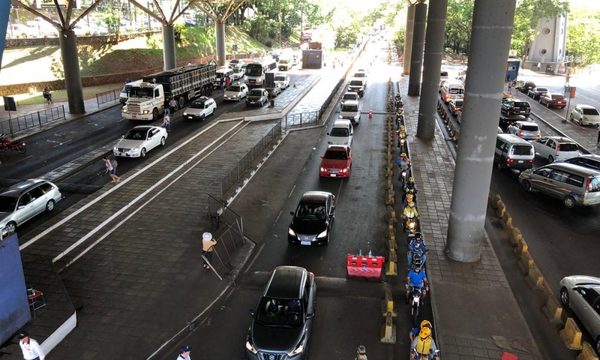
[
  {"xmin": 288, "ymin": 184, "xmax": 296, "ymax": 198},
  {"xmin": 20, "ymin": 119, "xmax": 245, "ymax": 251}
]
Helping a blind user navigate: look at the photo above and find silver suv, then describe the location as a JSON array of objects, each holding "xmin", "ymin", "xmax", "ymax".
[{"xmin": 0, "ymin": 179, "xmax": 62, "ymax": 236}]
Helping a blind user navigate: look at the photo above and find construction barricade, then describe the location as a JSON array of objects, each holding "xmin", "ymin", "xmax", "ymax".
[{"xmin": 346, "ymin": 253, "xmax": 385, "ymax": 280}]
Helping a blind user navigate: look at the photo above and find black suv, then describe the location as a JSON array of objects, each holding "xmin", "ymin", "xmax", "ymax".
[
  {"xmin": 288, "ymin": 191, "xmax": 335, "ymax": 246},
  {"xmin": 501, "ymin": 98, "xmax": 531, "ymax": 117},
  {"xmin": 245, "ymin": 266, "xmax": 316, "ymax": 360}
]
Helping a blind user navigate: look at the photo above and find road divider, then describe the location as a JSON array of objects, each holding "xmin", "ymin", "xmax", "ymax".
[
  {"xmin": 560, "ymin": 317, "xmax": 583, "ymax": 350},
  {"xmin": 380, "ymin": 288, "xmax": 397, "ymax": 344},
  {"xmin": 577, "ymin": 342, "xmax": 599, "ymax": 360}
]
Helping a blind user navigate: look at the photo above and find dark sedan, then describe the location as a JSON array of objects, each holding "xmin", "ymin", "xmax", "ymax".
[
  {"xmin": 539, "ymin": 92, "xmax": 567, "ymax": 109},
  {"xmin": 288, "ymin": 191, "xmax": 335, "ymax": 246},
  {"xmin": 527, "ymin": 87, "xmax": 548, "ymax": 100},
  {"xmin": 245, "ymin": 266, "xmax": 316, "ymax": 360},
  {"xmin": 518, "ymin": 81, "xmax": 536, "ymax": 94},
  {"xmin": 501, "ymin": 99, "xmax": 531, "ymax": 117}
]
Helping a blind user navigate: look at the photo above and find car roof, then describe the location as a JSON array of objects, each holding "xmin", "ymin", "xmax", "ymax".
[
  {"xmin": 301, "ymin": 191, "xmax": 332, "ymax": 202},
  {"xmin": 131, "ymin": 125, "xmax": 154, "ymax": 131},
  {"xmin": 544, "ymin": 136, "xmax": 575, "ymax": 144},
  {"xmin": 577, "ymin": 104, "xmax": 597, "ymax": 109},
  {"xmin": 497, "ymin": 133, "xmax": 531, "ymax": 144},
  {"xmin": 264, "ymin": 266, "xmax": 307, "ymax": 299},
  {"xmin": 543, "ymin": 162, "xmax": 600, "ymax": 175},
  {"xmin": 333, "ymin": 119, "xmax": 352, "ymax": 127},
  {"xmin": 515, "ymin": 121, "xmax": 537, "ymax": 126},
  {"xmin": 0, "ymin": 179, "xmax": 49, "ymax": 197},
  {"xmin": 326, "ymin": 145, "xmax": 350, "ymax": 151},
  {"xmin": 342, "ymin": 100, "xmax": 359, "ymax": 106}
]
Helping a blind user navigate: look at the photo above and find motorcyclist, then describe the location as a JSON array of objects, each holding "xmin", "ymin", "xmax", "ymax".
[
  {"xmin": 395, "ymin": 152, "xmax": 411, "ymax": 180},
  {"xmin": 396, "ymin": 125, "xmax": 407, "ymax": 139},
  {"xmin": 403, "ymin": 190, "xmax": 415, "ymax": 207},
  {"xmin": 405, "ymin": 177, "xmax": 418, "ymax": 194},
  {"xmin": 395, "ymin": 93, "xmax": 403, "ymax": 108},
  {"xmin": 405, "ymin": 264, "xmax": 429, "ymax": 302},
  {"xmin": 407, "ymin": 232, "xmax": 428, "ymax": 267},
  {"xmin": 410, "ymin": 321, "xmax": 439, "ymax": 359}
]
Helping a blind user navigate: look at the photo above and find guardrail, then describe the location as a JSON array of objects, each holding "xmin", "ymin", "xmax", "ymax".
[
  {"xmin": 96, "ymin": 88, "xmax": 121, "ymax": 107},
  {"xmin": 220, "ymin": 121, "xmax": 282, "ymax": 198},
  {"xmin": 0, "ymin": 105, "xmax": 66, "ymax": 136}
]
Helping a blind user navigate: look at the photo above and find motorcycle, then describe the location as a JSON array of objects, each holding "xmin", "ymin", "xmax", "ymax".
[
  {"xmin": 398, "ymin": 136, "xmax": 406, "ymax": 150},
  {"xmin": 404, "ymin": 215, "xmax": 419, "ymax": 234},
  {"xmin": 411, "ymin": 349, "xmax": 440, "ymax": 360},
  {"xmin": 0, "ymin": 134, "xmax": 26, "ymax": 153},
  {"xmin": 395, "ymin": 95, "xmax": 403, "ymax": 109},
  {"xmin": 407, "ymin": 286, "xmax": 424, "ymax": 325}
]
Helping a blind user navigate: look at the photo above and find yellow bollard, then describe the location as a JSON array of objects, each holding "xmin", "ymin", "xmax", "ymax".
[{"xmin": 560, "ymin": 317, "xmax": 583, "ymax": 350}]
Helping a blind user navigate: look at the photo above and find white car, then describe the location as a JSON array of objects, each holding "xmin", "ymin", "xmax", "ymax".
[
  {"xmin": 559, "ymin": 275, "xmax": 600, "ymax": 355},
  {"xmin": 326, "ymin": 119, "xmax": 353, "ymax": 147},
  {"xmin": 0, "ymin": 179, "xmax": 62, "ymax": 236},
  {"xmin": 113, "ymin": 126, "xmax": 168, "ymax": 158},
  {"xmin": 532, "ymin": 136, "xmax": 581, "ymax": 163},
  {"xmin": 183, "ymin": 97, "xmax": 217, "ymax": 120},
  {"xmin": 339, "ymin": 100, "xmax": 361, "ymax": 125},
  {"xmin": 274, "ymin": 74, "xmax": 290, "ymax": 89},
  {"xmin": 570, "ymin": 104, "xmax": 600, "ymax": 127},
  {"xmin": 223, "ymin": 83, "xmax": 248, "ymax": 102},
  {"xmin": 506, "ymin": 121, "xmax": 541, "ymax": 141},
  {"xmin": 228, "ymin": 59, "xmax": 246, "ymax": 68},
  {"xmin": 341, "ymin": 92, "xmax": 360, "ymax": 106}
]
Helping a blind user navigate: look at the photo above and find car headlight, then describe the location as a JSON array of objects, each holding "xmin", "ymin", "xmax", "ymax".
[
  {"xmin": 245, "ymin": 340, "xmax": 258, "ymax": 354},
  {"xmin": 122, "ymin": 108, "xmax": 128, "ymax": 113},
  {"xmin": 288, "ymin": 228, "xmax": 296, "ymax": 236},
  {"xmin": 183, "ymin": 112, "xmax": 188, "ymax": 116},
  {"xmin": 113, "ymin": 147, "xmax": 118, "ymax": 152},
  {"xmin": 142, "ymin": 110, "xmax": 149, "ymax": 114},
  {"xmin": 287, "ymin": 342, "xmax": 304, "ymax": 356},
  {"xmin": 317, "ymin": 229, "xmax": 327, "ymax": 238}
]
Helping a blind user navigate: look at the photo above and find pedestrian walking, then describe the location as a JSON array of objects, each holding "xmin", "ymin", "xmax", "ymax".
[
  {"xmin": 42, "ymin": 86, "xmax": 52, "ymax": 105},
  {"xmin": 201, "ymin": 232, "xmax": 217, "ymax": 270},
  {"xmin": 103, "ymin": 156, "xmax": 120, "ymax": 183},
  {"xmin": 162, "ymin": 113, "xmax": 171, "ymax": 132},
  {"xmin": 176, "ymin": 345, "xmax": 191, "ymax": 360},
  {"xmin": 169, "ymin": 97, "xmax": 178, "ymax": 114},
  {"xmin": 18, "ymin": 331, "xmax": 46, "ymax": 360}
]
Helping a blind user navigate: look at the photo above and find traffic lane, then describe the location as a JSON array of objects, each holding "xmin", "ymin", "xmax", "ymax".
[
  {"xmin": 159, "ymin": 274, "xmax": 395, "ymax": 360},
  {"xmin": 489, "ymin": 167, "xmax": 600, "ymax": 291}
]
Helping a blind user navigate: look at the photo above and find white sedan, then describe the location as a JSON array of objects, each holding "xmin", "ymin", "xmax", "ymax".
[
  {"xmin": 560, "ymin": 275, "xmax": 600, "ymax": 355},
  {"xmin": 113, "ymin": 126, "xmax": 167, "ymax": 158}
]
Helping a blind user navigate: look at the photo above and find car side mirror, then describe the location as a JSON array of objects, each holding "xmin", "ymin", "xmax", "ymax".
[
  {"xmin": 326, "ymin": 132, "xmax": 330, "ymax": 136},
  {"xmin": 306, "ymin": 313, "xmax": 315, "ymax": 320},
  {"xmin": 290, "ymin": 211, "xmax": 294, "ymax": 216},
  {"xmin": 249, "ymin": 309, "xmax": 255, "ymax": 317}
]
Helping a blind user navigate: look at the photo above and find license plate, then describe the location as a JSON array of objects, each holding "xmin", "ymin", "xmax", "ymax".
[
  {"xmin": 132, "ymin": 115, "xmax": 138, "ymax": 119},
  {"xmin": 301, "ymin": 241, "xmax": 312, "ymax": 246},
  {"xmin": 518, "ymin": 160, "xmax": 524, "ymax": 163},
  {"xmin": 330, "ymin": 174, "xmax": 337, "ymax": 177}
]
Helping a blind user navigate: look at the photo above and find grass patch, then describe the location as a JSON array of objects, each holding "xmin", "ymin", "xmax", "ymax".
[{"xmin": 12, "ymin": 83, "xmax": 124, "ymax": 105}]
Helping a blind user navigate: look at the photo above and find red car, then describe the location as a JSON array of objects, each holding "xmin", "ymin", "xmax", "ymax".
[
  {"xmin": 539, "ymin": 92, "xmax": 566, "ymax": 109},
  {"xmin": 320, "ymin": 145, "xmax": 352, "ymax": 178}
]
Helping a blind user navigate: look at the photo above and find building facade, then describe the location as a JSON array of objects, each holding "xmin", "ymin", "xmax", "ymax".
[{"xmin": 524, "ymin": 15, "xmax": 568, "ymax": 74}]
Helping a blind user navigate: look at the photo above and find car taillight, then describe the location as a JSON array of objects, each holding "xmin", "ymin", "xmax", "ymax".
[
  {"xmin": 320, "ymin": 167, "xmax": 326, "ymax": 172},
  {"xmin": 527, "ymin": 159, "xmax": 533, "ymax": 164},
  {"xmin": 556, "ymin": 145, "xmax": 560, "ymax": 153},
  {"xmin": 506, "ymin": 158, "xmax": 515, "ymax": 164},
  {"xmin": 517, "ymin": 130, "xmax": 524, "ymax": 136}
]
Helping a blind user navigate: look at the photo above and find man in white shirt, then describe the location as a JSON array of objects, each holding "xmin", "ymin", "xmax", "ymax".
[
  {"xmin": 18, "ymin": 332, "xmax": 45, "ymax": 360},
  {"xmin": 176, "ymin": 345, "xmax": 191, "ymax": 360}
]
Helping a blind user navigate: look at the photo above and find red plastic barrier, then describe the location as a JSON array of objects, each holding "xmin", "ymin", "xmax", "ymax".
[
  {"xmin": 346, "ymin": 254, "xmax": 385, "ymax": 279},
  {"xmin": 501, "ymin": 353, "xmax": 519, "ymax": 360}
]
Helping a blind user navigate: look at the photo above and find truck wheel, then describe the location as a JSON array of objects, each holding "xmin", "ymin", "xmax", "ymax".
[
  {"xmin": 178, "ymin": 96, "xmax": 185, "ymax": 109},
  {"xmin": 152, "ymin": 108, "xmax": 159, "ymax": 121}
]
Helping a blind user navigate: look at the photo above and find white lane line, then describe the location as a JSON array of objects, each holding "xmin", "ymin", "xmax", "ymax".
[
  {"xmin": 288, "ymin": 184, "xmax": 296, "ymax": 198},
  {"xmin": 56, "ymin": 122, "xmax": 250, "ymax": 267},
  {"xmin": 274, "ymin": 210, "xmax": 282, "ymax": 224},
  {"xmin": 244, "ymin": 243, "xmax": 266, "ymax": 275},
  {"xmin": 20, "ymin": 119, "xmax": 244, "ymax": 251}
]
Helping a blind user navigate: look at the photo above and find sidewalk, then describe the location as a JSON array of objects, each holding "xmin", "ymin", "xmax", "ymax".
[{"xmin": 400, "ymin": 76, "xmax": 543, "ymax": 359}]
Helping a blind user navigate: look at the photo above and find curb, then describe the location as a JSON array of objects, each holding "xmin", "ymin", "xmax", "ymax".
[{"xmin": 529, "ymin": 112, "xmax": 592, "ymax": 155}]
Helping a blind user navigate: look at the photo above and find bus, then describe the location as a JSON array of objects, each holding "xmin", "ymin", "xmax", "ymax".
[{"xmin": 244, "ymin": 59, "xmax": 276, "ymax": 87}]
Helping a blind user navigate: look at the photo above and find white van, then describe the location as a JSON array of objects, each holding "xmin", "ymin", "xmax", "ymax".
[
  {"xmin": 326, "ymin": 119, "xmax": 353, "ymax": 147},
  {"xmin": 339, "ymin": 100, "xmax": 361, "ymax": 125},
  {"xmin": 440, "ymin": 81, "xmax": 464, "ymax": 104},
  {"xmin": 494, "ymin": 134, "xmax": 535, "ymax": 171},
  {"xmin": 214, "ymin": 67, "xmax": 234, "ymax": 87}
]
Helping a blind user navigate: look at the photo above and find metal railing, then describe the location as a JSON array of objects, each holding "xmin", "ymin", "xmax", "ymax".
[
  {"xmin": 0, "ymin": 105, "xmax": 66, "ymax": 136},
  {"xmin": 96, "ymin": 87, "xmax": 121, "ymax": 107},
  {"xmin": 283, "ymin": 110, "xmax": 320, "ymax": 129},
  {"xmin": 220, "ymin": 121, "xmax": 282, "ymax": 198}
]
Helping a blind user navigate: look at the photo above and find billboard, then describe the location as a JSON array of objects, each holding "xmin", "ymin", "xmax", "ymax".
[
  {"xmin": 37, "ymin": 0, "xmax": 70, "ymax": 8},
  {"xmin": 0, "ymin": 234, "xmax": 31, "ymax": 345}
]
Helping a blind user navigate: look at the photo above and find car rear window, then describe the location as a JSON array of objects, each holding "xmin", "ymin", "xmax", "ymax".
[
  {"xmin": 515, "ymin": 102, "xmax": 530, "ymax": 109},
  {"xmin": 552, "ymin": 94, "xmax": 565, "ymax": 100},
  {"xmin": 227, "ymin": 86, "xmax": 241, "ymax": 92},
  {"xmin": 249, "ymin": 90, "xmax": 263, "ymax": 96},
  {"xmin": 350, "ymin": 80, "xmax": 363, "ymax": 86},
  {"xmin": 582, "ymin": 108, "xmax": 599, "ymax": 116},
  {"xmin": 558, "ymin": 143, "xmax": 579, "ymax": 152},
  {"xmin": 521, "ymin": 125, "xmax": 538, "ymax": 131},
  {"xmin": 449, "ymin": 87, "xmax": 464, "ymax": 94},
  {"xmin": 341, "ymin": 104, "xmax": 358, "ymax": 112},
  {"xmin": 343, "ymin": 94, "xmax": 357, "ymax": 100},
  {"xmin": 275, "ymin": 76, "xmax": 286, "ymax": 81},
  {"xmin": 330, "ymin": 128, "xmax": 349, "ymax": 137},
  {"xmin": 512, "ymin": 145, "xmax": 532, "ymax": 155},
  {"xmin": 324, "ymin": 150, "xmax": 348, "ymax": 160}
]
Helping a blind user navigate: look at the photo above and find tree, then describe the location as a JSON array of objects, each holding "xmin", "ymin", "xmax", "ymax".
[
  {"xmin": 567, "ymin": 18, "xmax": 600, "ymax": 67},
  {"xmin": 444, "ymin": 0, "xmax": 473, "ymax": 54}
]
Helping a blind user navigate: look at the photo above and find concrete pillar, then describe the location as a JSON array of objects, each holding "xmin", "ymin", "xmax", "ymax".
[
  {"xmin": 402, "ymin": 4, "xmax": 416, "ymax": 75},
  {"xmin": 407, "ymin": 1, "xmax": 427, "ymax": 96},
  {"xmin": 0, "ymin": 1, "xmax": 10, "ymax": 69},
  {"xmin": 162, "ymin": 24, "xmax": 176, "ymax": 70},
  {"xmin": 215, "ymin": 20, "xmax": 226, "ymax": 66},
  {"xmin": 417, "ymin": 0, "xmax": 448, "ymax": 140},
  {"xmin": 59, "ymin": 29, "xmax": 85, "ymax": 114},
  {"xmin": 446, "ymin": 0, "xmax": 517, "ymax": 262}
]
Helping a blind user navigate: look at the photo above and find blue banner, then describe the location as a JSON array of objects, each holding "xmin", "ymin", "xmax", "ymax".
[
  {"xmin": 0, "ymin": 234, "xmax": 31, "ymax": 345},
  {"xmin": 0, "ymin": 0, "xmax": 11, "ymax": 73}
]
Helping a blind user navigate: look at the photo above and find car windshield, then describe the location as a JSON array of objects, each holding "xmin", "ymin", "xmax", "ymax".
[
  {"xmin": 354, "ymin": 73, "xmax": 365, "ymax": 78},
  {"xmin": 121, "ymin": 84, "xmax": 132, "ymax": 93},
  {"xmin": 279, "ymin": 60, "xmax": 289, "ymax": 64},
  {"xmin": 350, "ymin": 80, "xmax": 363, "ymax": 86},
  {"xmin": 227, "ymin": 86, "xmax": 242, "ymax": 92},
  {"xmin": 453, "ymin": 100, "xmax": 463, "ymax": 106},
  {"xmin": 341, "ymin": 104, "xmax": 358, "ymax": 112},
  {"xmin": 343, "ymin": 94, "xmax": 357, "ymax": 100},
  {"xmin": 449, "ymin": 87, "xmax": 464, "ymax": 94},
  {"xmin": 124, "ymin": 129, "xmax": 147, "ymax": 140},
  {"xmin": 514, "ymin": 102, "xmax": 529, "ymax": 109},
  {"xmin": 129, "ymin": 87, "xmax": 153, "ymax": 98},
  {"xmin": 190, "ymin": 101, "xmax": 207, "ymax": 108},
  {"xmin": 521, "ymin": 125, "xmax": 538, "ymax": 131},
  {"xmin": 512, "ymin": 145, "xmax": 532, "ymax": 155},
  {"xmin": 558, "ymin": 143, "xmax": 578, "ymax": 152},
  {"xmin": 249, "ymin": 90, "xmax": 263, "ymax": 96},
  {"xmin": 275, "ymin": 76, "xmax": 286, "ymax": 81},
  {"xmin": 324, "ymin": 149, "xmax": 348, "ymax": 160},
  {"xmin": 582, "ymin": 108, "xmax": 599, "ymax": 116},
  {"xmin": 256, "ymin": 297, "xmax": 303, "ymax": 327},
  {"xmin": 295, "ymin": 201, "xmax": 327, "ymax": 219},
  {"xmin": 0, "ymin": 196, "xmax": 18, "ymax": 212},
  {"xmin": 330, "ymin": 127, "xmax": 349, "ymax": 137}
]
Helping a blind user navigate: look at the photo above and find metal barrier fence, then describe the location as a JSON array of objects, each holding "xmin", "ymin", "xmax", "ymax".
[
  {"xmin": 0, "ymin": 105, "xmax": 66, "ymax": 136},
  {"xmin": 96, "ymin": 87, "xmax": 121, "ymax": 107},
  {"xmin": 220, "ymin": 121, "xmax": 282, "ymax": 199},
  {"xmin": 283, "ymin": 110, "xmax": 320, "ymax": 129}
]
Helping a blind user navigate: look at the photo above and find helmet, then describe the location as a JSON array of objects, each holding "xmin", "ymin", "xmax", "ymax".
[
  {"xmin": 419, "ymin": 327, "xmax": 431, "ymax": 338},
  {"xmin": 408, "ymin": 177, "xmax": 415, "ymax": 184},
  {"xmin": 202, "ymin": 232, "xmax": 213, "ymax": 241},
  {"xmin": 420, "ymin": 320, "xmax": 432, "ymax": 329},
  {"xmin": 412, "ymin": 254, "xmax": 423, "ymax": 268},
  {"xmin": 401, "ymin": 152, "xmax": 407, "ymax": 158}
]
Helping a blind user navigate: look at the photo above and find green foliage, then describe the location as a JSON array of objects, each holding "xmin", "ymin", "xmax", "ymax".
[
  {"xmin": 50, "ymin": 54, "xmax": 64, "ymax": 79},
  {"xmin": 100, "ymin": 7, "xmax": 120, "ymax": 33},
  {"xmin": 444, "ymin": 0, "xmax": 473, "ymax": 54},
  {"xmin": 567, "ymin": 18, "xmax": 600, "ymax": 66},
  {"xmin": 335, "ymin": 23, "xmax": 359, "ymax": 49},
  {"xmin": 394, "ymin": 28, "xmax": 405, "ymax": 52}
]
